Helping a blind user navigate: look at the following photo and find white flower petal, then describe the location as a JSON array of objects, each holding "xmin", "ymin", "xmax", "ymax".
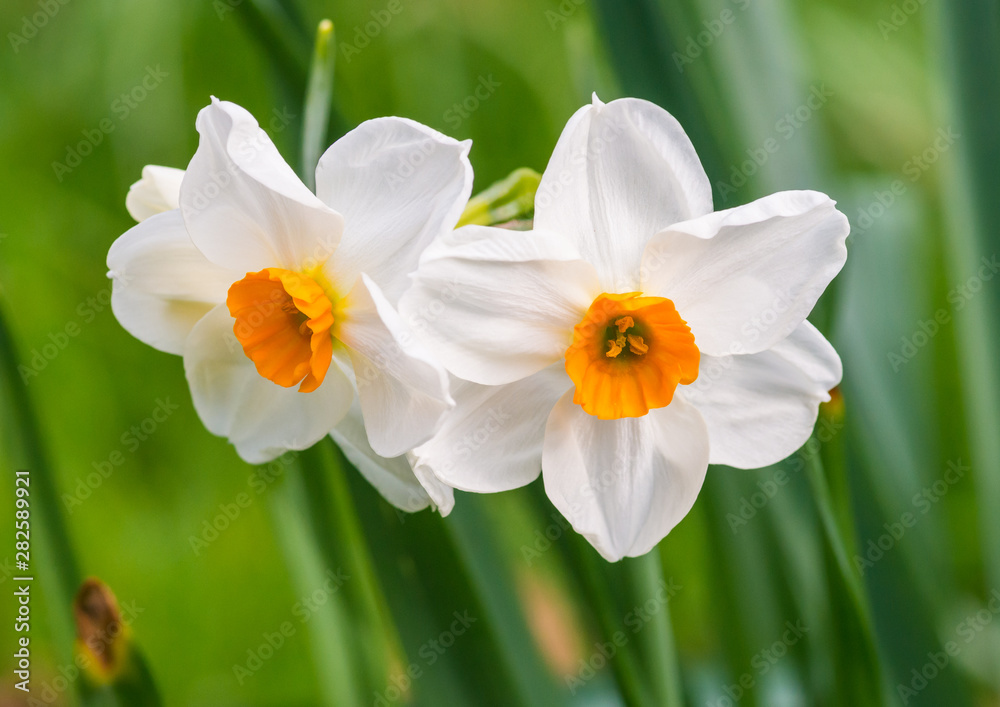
[
  {"xmin": 184, "ymin": 304, "xmax": 353, "ymax": 463},
  {"xmin": 315, "ymin": 117, "xmax": 473, "ymax": 304},
  {"xmin": 107, "ymin": 210, "xmax": 240, "ymax": 355},
  {"xmin": 180, "ymin": 98, "xmax": 344, "ymax": 274},
  {"xmin": 126, "ymin": 165, "xmax": 185, "ymax": 222},
  {"xmin": 337, "ymin": 274, "xmax": 453, "ymax": 458},
  {"xmin": 399, "ymin": 225, "xmax": 600, "ymax": 386},
  {"xmin": 683, "ymin": 321, "xmax": 842, "ymax": 468},
  {"xmin": 542, "ymin": 392, "xmax": 709, "ymax": 562},
  {"xmin": 641, "ymin": 190, "xmax": 849, "ymax": 356},
  {"xmin": 330, "ymin": 400, "xmax": 454, "ymax": 515},
  {"xmin": 534, "ymin": 96, "xmax": 713, "ymax": 291},
  {"xmin": 412, "ymin": 364, "xmax": 572, "ymax": 493}
]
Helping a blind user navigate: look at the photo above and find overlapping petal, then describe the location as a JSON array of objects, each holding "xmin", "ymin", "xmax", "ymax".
[
  {"xmin": 107, "ymin": 210, "xmax": 241, "ymax": 355},
  {"xmin": 330, "ymin": 400, "xmax": 454, "ymax": 515},
  {"xmin": 184, "ymin": 304, "xmax": 354, "ymax": 463},
  {"xmin": 682, "ymin": 321, "xmax": 842, "ymax": 468},
  {"xmin": 542, "ymin": 391, "xmax": 710, "ymax": 562},
  {"xmin": 337, "ymin": 274, "xmax": 453, "ymax": 458},
  {"xmin": 315, "ymin": 117, "xmax": 473, "ymax": 304},
  {"xmin": 413, "ymin": 364, "xmax": 572, "ymax": 493},
  {"xmin": 641, "ymin": 190, "xmax": 849, "ymax": 356},
  {"xmin": 400, "ymin": 225, "xmax": 600, "ymax": 386},
  {"xmin": 534, "ymin": 95, "xmax": 713, "ymax": 292},
  {"xmin": 180, "ymin": 98, "xmax": 344, "ymax": 274}
]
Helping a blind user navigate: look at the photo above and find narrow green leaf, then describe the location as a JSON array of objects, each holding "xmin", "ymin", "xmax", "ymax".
[
  {"xmin": 301, "ymin": 19, "xmax": 337, "ymax": 189},
  {"xmin": 268, "ymin": 463, "xmax": 363, "ymax": 707},
  {"xmin": 625, "ymin": 551, "xmax": 683, "ymax": 707},
  {"xmin": 804, "ymin": 449, "xmax": 889, "ymax": 704},
  {"xmin": 936, "ymin": 0, "xmax": 1000, "ymax": 597},
  {"xmin": 0, "ymin": 303, "xmax": 81, "ymax": 693}
]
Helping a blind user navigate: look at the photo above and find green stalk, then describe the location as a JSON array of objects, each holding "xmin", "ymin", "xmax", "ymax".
[
  {"xmin": 532, "ymin": 485, "xmax": 656, "ymax": 707},
  {"xmin": 234, "ymin": 0, "xmax": 311, "ymax": 92},
  {"xmin": 624, "ymin": 551, "xmax": 683, "ymax": 707},
  {"xmin": 804, "ymin": 449, "xmax": 888, "ymax": 704},
  {"xmin": 300, "ymin": 439, "xmax": 401, "ymax": 694},
  {"xmin": 445, "ymin": 494, "xmax": 568, "ymax": 707},
  {"xmin": 0, "ymin": 303, "xmax": 81, "ymax": 685},
  {"xmin": 268, "ymin": 462, "xmax": 362, "ymax": 707},
  {"xmin": 301, "ymin": 20, "xmax": 336, "ymax": 189},
  {"xmin": 936, "ymin": 0, "xmax": 1000, "ymax": 597}
]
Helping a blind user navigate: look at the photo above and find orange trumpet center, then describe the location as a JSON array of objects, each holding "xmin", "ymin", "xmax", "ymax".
[
  {"xmin": 564, "ymin": 292, "xmax": 700, "ymax": 420},
  {"xmin": 226, "ymin": 268, "xmax": 335, "ymax": 393}
]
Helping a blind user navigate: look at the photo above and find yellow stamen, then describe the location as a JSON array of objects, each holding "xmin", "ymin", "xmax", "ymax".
[{"xmin": 627, "ymin": 334, "xmax": 648, "ymax": 356}]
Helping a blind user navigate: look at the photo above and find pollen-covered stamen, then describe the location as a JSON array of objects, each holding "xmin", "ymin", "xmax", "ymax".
[
  {"xmin": 226, "ymin": 268, "xmax": 335, "ymax": 393},
  {"xmin": 606, "ymin": 316, "xmax": 650, "ymax": 359},
  {"xmin": 565, "ymin": 292, "xmax": 700, "ymax": 420},
  {"xmin": 627, "ymin": 334, "xmax": 648, "ymax": 355}
]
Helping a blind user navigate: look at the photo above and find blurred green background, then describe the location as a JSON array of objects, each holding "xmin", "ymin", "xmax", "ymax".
[{"xmin": 1, "ymin": 0, "xmax": 998, "ymax": 705}]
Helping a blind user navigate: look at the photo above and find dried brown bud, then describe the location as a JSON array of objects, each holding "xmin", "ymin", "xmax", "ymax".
[{"xmin": 73, "ymin": 577, "xmax": 131, "ymax": 683}]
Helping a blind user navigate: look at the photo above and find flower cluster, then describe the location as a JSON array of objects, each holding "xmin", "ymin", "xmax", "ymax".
[{"xmin": 108, "ymin": 95, "xmax": 848, "ymax": 561}]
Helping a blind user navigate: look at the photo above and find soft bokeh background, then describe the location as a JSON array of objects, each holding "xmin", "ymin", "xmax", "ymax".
[{"xmin": 1, "ymin": 0, "xmax": 998, "ymax": 705}]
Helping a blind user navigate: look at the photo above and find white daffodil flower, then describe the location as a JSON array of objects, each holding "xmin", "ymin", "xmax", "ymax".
[
  {"xmin": 401, "ymin": 95, "xmax": 849, "ymax": 559},
  {"xmin": 108, "ymin": 98, "xmax": 473, "ymax": 514}
]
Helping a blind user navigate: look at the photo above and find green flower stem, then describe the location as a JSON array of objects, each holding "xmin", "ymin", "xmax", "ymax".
[
  {"xmin": 0, "ymin": 303, "xmax": 80, "ymax": 680},
  {"xmin": 804, "ymin": 447, "xmax": 888, "ymax": 705},
  {"xmin": 268, "ymin": 459, "xmax": 363, "ymax": 707},
  {"xmin": 300, "ymin": 439, "xmax": 402, "ymax": 694},
  {"xmin": 623, "ymin": 551, "xmax": 683, "ymax": 707},
  {"xmin": 937, "ymin": 0, "xmax": 1000, "ymax": 597},
  {"xmin": 234, "ymin": 0, "xmax": 311, "ymax": 92},
  {"xmin": 445, "ymin": 495, "xmax": 568, "ymax": 707},
  {"xmin": 560, "ymin": 518, "xmax": 653, "ymax": 706},
  {"xmin": 301, "ymin": 20, "xmax": 336, "ymax": 190}
]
